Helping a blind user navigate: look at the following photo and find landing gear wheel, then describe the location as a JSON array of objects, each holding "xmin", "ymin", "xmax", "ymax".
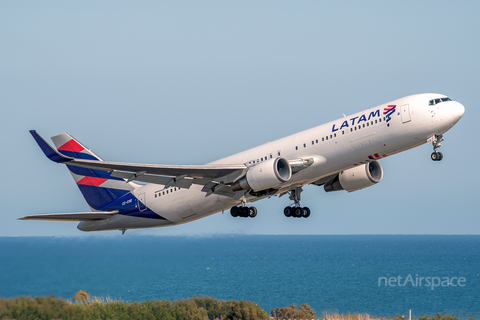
[
  {"xmin": 284, "ymin": 206, "xmax": 292, "ymax": 217},
  {"xmin": 241, "ymin": 207, "xmax": 249, "ymax": 217},
  {"xmin": 293, "ymin": 207, "xmax": 303, "ymax": 218},
  {"xmin": 302, "ymin": 207, "xmax": 311, "ymax": 218},
  {"xmin": 230, "ymin": 206, "xmax": 239, "ymax": 217},
  {"xmin": 249, "ymin": 207, "xmax": 257, "ymax": 218},
  {"xmin": 430, "ymin": 134, "xmax": 445, "ymax": 161}
]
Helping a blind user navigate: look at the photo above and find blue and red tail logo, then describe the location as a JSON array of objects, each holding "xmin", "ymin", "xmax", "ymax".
[
  {"xmin": 52, "ymin": 134, "xmax": 135, "ymax": 210},
  {"xmin": 383, "ymin": 105, "xmax": 396, "ymax": 123}
]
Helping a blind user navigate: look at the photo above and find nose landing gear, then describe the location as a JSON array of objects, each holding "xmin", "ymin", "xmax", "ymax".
[
  {"xmin": 431, "ymin": 134, "xmax": 444, "ymax": 161},
  {"xmin": 431, "ymin": 151, "xmax": 443, "ymax": 161}
]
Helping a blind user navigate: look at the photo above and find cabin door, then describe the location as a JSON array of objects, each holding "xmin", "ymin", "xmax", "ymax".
[
  {"xmin": 137, "ymin": 193, "xmax": 147, "ymax": 212},
  {"xmin": 401, "ymin": 104, "xmax": 411, "ymax": 123}
]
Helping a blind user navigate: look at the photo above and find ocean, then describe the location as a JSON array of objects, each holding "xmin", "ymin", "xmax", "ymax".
[{"xmin": 0, "ymin": 235, "xmax": 479, "ymax": 319}]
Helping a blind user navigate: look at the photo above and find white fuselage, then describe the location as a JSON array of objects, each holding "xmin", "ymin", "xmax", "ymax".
[{"xmin": 77, "ymin": 93, "xmax": 465, "ymax": 231}]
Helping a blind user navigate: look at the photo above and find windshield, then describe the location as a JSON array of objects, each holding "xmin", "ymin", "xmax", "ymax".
[{"xmin": 429, "ymin": 97, "xmax": 452, "ymax": 106}]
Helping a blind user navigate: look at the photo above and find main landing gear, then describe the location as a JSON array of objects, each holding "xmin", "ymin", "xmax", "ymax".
[
  {"xmin": 284, "ymin": 206, "xmax": 311, "ymax": 218},
  {"xmin": 431, "ymin": 134, "xmax": 444, "ymax": 161},
  {"xmin": 230, "ymin": 206, "xmax": 257, "ymax": 218},
  {"xmin": 283, "ymin": 187, "xmax": 311, "ymax": 218}
]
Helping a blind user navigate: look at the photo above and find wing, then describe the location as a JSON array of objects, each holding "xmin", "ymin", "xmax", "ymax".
[
  {"xmin": 18, "ymin": 211, "xmax": 118, "ymax": 221},
  {"xmin": 30, "ymin": 130, "xmax": 247, "ymax": 195}
]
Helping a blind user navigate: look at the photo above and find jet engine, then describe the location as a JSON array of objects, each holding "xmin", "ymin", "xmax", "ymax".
[
  {"xmin": 232, "ymin": 157, "xmax": 292, "ymax": 192},
  {"xmin": 324, "ymin": 161, "xmax": 383, "ymax": 193}
]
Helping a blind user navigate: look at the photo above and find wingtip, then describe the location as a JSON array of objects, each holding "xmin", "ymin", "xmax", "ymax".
[{"xmin": 30, "ymin": 130, "xmax": 73, "ymax": 163}]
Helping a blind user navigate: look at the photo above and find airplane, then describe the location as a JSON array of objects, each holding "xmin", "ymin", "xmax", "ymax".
[{"xmin": 20, "ymin": 93, "xmax": 465, "ymax": 233}]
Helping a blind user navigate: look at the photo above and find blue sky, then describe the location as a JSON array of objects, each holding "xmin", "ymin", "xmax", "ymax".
[{"xmin": 1, "ymin": 1, "xmax": 478, "ymax": 236}]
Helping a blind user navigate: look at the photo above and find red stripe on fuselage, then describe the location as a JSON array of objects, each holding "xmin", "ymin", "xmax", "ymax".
[
  {"xmin": 77, "ymin": 176, "xmax": 108, "ymax": 187},
  {"xmin": 58, "ymin": 139, "xmax": 85, "ymax": 153}
]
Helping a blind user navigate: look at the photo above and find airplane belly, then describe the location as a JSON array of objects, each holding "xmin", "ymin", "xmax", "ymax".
[
  {"xmin": 148, "ymin": 185, "xmax": 234, "ymax": 223},
  {"xmin": 173, "ymin": 197, "xmax": 197, "ymax": 219}
]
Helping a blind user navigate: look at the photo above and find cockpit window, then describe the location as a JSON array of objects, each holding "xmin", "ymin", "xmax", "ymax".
[{"xmin": 429, "ymin": 97, "xmax": 452, "ymax": 106}]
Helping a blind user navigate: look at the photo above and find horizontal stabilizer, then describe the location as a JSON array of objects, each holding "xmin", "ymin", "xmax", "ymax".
[{"xmin": 18, "ymin": 211, "xmax": 118, "ymax": 221}]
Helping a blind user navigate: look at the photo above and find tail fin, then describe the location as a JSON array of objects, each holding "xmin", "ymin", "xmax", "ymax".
[{"xmin": 50, "ymin": 133, "xmax": 138, "ymax": 211}]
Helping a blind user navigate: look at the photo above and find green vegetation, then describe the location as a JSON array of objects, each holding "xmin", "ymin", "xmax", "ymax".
[
  {"xmin": 0, "ymin": 295, "xmax": 473, "ymax": 320},
  {"xmin": 271, "ymin": 303, "xmax": 316, "ymax": 319},
  {"xmin": 417, "ymin": 313, "xmax": 462, "ymax": 320},
  {"xmin": 71, "ymin": 290, "xmax": 89, "ymax": 304},
  {"xmin": 0, "ymin": 294, "xmax": 269, "ymax": 320},
  {"xmin": 325, "ymin": 313, "xmax": 473, "ymax": 320}
]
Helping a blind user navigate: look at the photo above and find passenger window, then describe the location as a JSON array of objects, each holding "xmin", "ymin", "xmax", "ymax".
[
  {"xmin": 278, "ymin": 151, "xmax": 281, "ymax": 156},
  {"xmin": 375, "ymin": 120, "xmax": 377, "ymax": 124},
  {"xmin": 363, "ymin": 124, "xmax": 365, "ymax": 128},
  {"xmin": 371, "ymin": 121, "xmax": 373, "ymax": 125},
  {"xmin": 326, "ymin": 136, "xmax": 328, "ymax": 140},
  {"xmin": 155, "ymin": 194, "xmax": 157, "ymax": 198},
  {"xmin": 367, "ymin": 123, "xmax": 369, "ymax": 126},
  {"xmin": 295, "ymin": 146, "xmax": 298, "ymax": 150},
  {"xmin": 355, "ymin": 127, "xmax": 357, "ymax": 130},
  {"xmin": 350, "ymin": 128, "xmax": 353, "ymax": 132},
  {"xmin": 379, "ymin": 118, "xmax": 382, "ymax": 122},
  {"xmin": 316, "ymin": 139, "xmax": 318, "ymax": 143},
  {"xmin": 303, "ymin": 143, "xmax": 306, "ymax": 148},
  {"xmin": 342, "ymin": 131, "xmax": 344, "ymax": 134},
  {"xmin": 166, "ymin": 190, "xmax": 169, "ymax": 194},
  {"xmin": 334, "ymin": 133, "xmax": 336, "ymax": 137},
  {"xmin": 270, "ymin": 154, "xmax": 273, "ymax": 159},
  {"xmin": 330, "ymin": 135, "xmax": 332, "ymax": 139},
  {"xmin": 312, "ymin": 141, "xmax": 314, "ymax": 145}
]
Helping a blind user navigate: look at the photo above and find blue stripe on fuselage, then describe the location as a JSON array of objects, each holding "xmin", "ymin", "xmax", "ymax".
[
  {"xmin": 100, "ymin": 192, "xmax": 166, "ymax": 220},
  {"xmin": 78, "ymin": 185, "xmax": 130, "ymax": 210}
]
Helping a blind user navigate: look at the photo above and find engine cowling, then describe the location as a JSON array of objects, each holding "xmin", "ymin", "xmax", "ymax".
[
  {"xmin": 324, "ymin": 161, "xmax": 383, "ymax": 193},
  {"xmin": 232, "ymin": 157, "xmax": 292, "ymax": 192}
]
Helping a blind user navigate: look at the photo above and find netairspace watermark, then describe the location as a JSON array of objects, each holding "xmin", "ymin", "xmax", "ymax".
[{"xmin": 378, "ymin": 274, "xmax": 466, "ymax": 290}]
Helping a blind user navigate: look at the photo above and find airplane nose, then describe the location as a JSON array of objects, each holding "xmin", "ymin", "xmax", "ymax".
[{"xmin": 450, "ymin": 101, "xmax": 465, "ymax": 122}]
